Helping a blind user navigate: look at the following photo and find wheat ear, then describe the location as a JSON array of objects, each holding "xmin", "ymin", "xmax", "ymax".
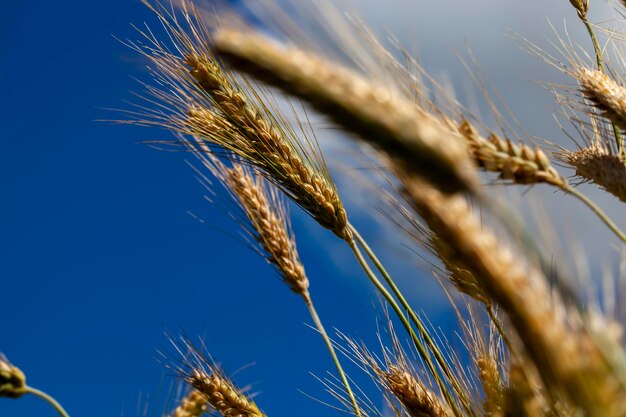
[
  {"xmin": 457, "ymin": 119, "xmax": 626, "ymax": 243},
  {"xmin": 399, "ymin": 173, "xmax": 626, "ymax": 417},
  {"xmin": 129, "ymin": 2, "xmax": 350, "ymax": 240},
  {"xmin": 170, "ymin": 390, "xmax": 208, "ymax": 417},
  {"xmin": 211, "ymin": 28, "xmax": 478, "ymax": 195},
  {"xmin": 190, "ymin": 149, "xmax": 362, "ymax": 417},
  {"xmin": 186, "ymin": 367, "xmax": 264, "ymax": 417},
  {"xmin": 576, "ymin": 69, "xmax": 626, "ymax": 131},
  {"xmin": 382, "ymin": 366, "xmax": 452, "ymax": 417},
  {"xmin": 556, "ymin": 145, "xmax": 626, "ymax": 202},
  {"xmin": 0, "ymin": 354, "xmax": 26, "ymax": 399}
]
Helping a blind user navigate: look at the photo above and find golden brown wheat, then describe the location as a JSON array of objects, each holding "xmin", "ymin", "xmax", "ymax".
[
  {"xmin": 0, "ymin": 355, "xmax": 26, "ymax": 399},
  {"xmin": 383, "ymin": 365, "xmax": 452, "ymax": 417},
  {"xmin": 186, "ymin": 368, "xmax": 265, "ymax": 417},
  {"xmin": 556, "ymin": 145, "xmax": 626, "ymax": 202},
  {"xmin": 457, "ymin": 120, "xmax": 567, "ymax": 188},
  {"xmin": 212, "ymin": 28, "xmax": 479, "ymax": 195},
  {"xmin": 398, "ymin": 172, "xmax": 625, "ymax": 417},
  {"xmin": 171, "ymin": 390, "xmax": 208, "ymax": 417},
  {"xmin": 576, "ymin": 68, "xmax": 626, "ymax": 131},
  {"xmin": 130, "ymin": 3, "xmax": 351, "ymax": 240},
  {"xmin": 476, "ymin": 356, "xmax": 504, "ymax": 417},
  {"xmin": 225, "ymin": 163, "xmax": 310, "ymax": 302}
]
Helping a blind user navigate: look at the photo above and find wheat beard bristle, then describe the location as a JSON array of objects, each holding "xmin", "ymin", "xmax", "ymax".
[{"xmin": 226, "ymin": 165, "xmax": 311, "ymax": 302}]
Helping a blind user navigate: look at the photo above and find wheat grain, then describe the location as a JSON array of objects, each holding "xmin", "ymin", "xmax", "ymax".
[
  {"xmin": 212, "ymin": 28, "xmax": 478, "ymax": 195},
  {"xmin": 171, "ymin": 390, "xmax": 208, "ymax": 417}
]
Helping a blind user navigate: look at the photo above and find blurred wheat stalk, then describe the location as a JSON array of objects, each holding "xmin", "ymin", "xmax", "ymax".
[{"xmin": 5, "ymin": 1, "xmax": 626, "ymax": 417}]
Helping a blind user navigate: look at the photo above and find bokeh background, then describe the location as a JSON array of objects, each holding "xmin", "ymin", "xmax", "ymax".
[{"xmin": 1, "ymin": 1, "xmax": 623, "ymax": 417}]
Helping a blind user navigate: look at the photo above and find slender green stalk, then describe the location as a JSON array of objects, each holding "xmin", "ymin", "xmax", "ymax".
[
  {"xmin": 349, "ymin": 225, "xmax": 471, "ymax": 417},
  {"xmin": 346, "ymin": 237, "xmax": 464, "ymax": 417},
  {"xmin": 569, "ymin": 187, "xmax": 626, "ymax": 243},
  {"xmin": 581, "ymin": 15, "xmax": 625, "ymax": 160},
  {"xmin": 305, "ymin": 299, "xmax": 363, "ymax": 417},
  {"xmin": 25, "ymin": 386, "xmax": 70, "ymax": 417},
  {"xmin": 486, "ymin": 304, "xmax": 514, "ymax": 354}
]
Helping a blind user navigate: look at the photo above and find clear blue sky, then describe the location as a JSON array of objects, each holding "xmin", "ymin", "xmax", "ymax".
[{"xmin": 0, "ymin": 2, "xmax": 461, "ymax": 417}]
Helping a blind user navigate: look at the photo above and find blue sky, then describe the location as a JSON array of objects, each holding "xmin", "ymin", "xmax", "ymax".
[{"xmin": 2, "ymin": 0, "xmax": 624, "ymax": 417}]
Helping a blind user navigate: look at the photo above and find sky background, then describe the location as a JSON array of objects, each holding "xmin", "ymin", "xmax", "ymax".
[{"xmin": 1, "ymin": 1, "xmax": 624, "ymax": 417}]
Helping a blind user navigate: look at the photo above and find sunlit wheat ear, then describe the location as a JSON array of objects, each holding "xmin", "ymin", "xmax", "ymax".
[
  {"xmin": 0, "ymin": 354, "xmax": 26, "ymax": 399},
  {"xmin": 347, "ymin": 332, "xmax": 453, "ymax": 417},
  {"xmin": 186, "ymin": 368, "xmax": 265, "ymax": 417},
  {"xmin": 575, "ymin": 68, "xmax": 626, "ymax": 131},
  {"xmin": 194, "ymin": 151, "xmax": 311, "ymax": 302},
  {"xmin": 382, "ymin": 366, "xmax": 452, "ymax": 417},
  {"xmin": 476, "ymin": 355, "xmax": 504, "ymax": 417},
  {"xmin": 170, "ymin": 390, "xmax": 208, "ymax": 417},
  {"xmin": 457, "ymin": 120, "xmax": 567, "ymax": 188},
  {"xmin": 398, "ymin": 172, "xmax": 626, "ymax": 417},
  {"xmin": 174, "ymin": 345, "xmax": 265, "ymax": 417},
  {"xmin": 556, "ymin": 145, "xmax": 626, "ymax": 202},
  {"xmin": 128, "ymin": 2, "xmax": 350, "ymax": 240},
  {"xmin": 211, "ymin": 28, "xmax": 479, "ymax": 195}
]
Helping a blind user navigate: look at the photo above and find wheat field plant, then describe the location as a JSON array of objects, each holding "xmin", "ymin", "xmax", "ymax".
[{"xmin": 5, "ymin": 1, "xmax": 626, "ymax": 417}]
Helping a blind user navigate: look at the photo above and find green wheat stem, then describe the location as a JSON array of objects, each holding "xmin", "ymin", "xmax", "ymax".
[
  {"xmin": 346, "ymin": 233, "xmax": 465, "ymax": 417},
  {"xmin": 25, "ymin": 386, "xmax": 70, "ymax": 417},
  {"xmin": 486, "ymin": 304, "xmax": 513, "ymax": 353},
  {"xmin": 568, "ymin": 187, "xmax": 626, "ymax": 244},
  {"xmin": 305, "ymin": 299, "xmax": 363, "ymax": 417},
  {"xmin": 349, "ymin": 225, "xmax": 470, "ymax": 399},
  {"xmin": 581, "ymin": 15, "xmax": 625, "ymax": 160}
]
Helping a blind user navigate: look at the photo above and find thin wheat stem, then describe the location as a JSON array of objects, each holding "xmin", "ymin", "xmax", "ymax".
[
  {"xmin": 346, "ymin": 235, "xmax": 464, "ymax": 417},
  {"xmin": 25, "ymin": 386, "xmax": 70, "ymax": 417},
  {"xmin": 568, "ymin": 187, "xmax": 626, "ymax": 243},
  {"xmin": 485, "ymin": 304, "xmax": 513, "ymax": 354},
  {"xmin": 349, "ymin": 225, "xmax": 469, "ymax": 414},
  {"xmin": 305, "ymin": 300, "xmax": 362, "ymax": 417}
]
